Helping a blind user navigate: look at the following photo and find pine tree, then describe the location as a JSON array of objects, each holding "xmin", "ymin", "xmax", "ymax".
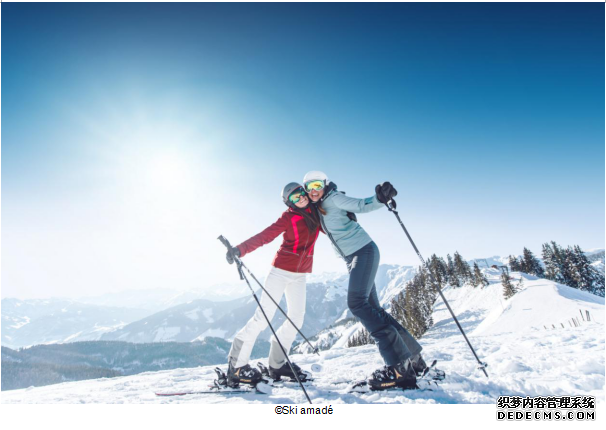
[
  {"xmin": 347, "ymin": 334, "xmax": 355, "ymax": 348},
  {"xmin": 401, "ymin": 267, "xmax": 436, "ymax": 339},
  {"xmin": 562, "ymin": 247, "xmax": 580, "ymax": 289},
  {"xmin": 509, "ymin": 255, "xmax": 521, "ymax": 272},
  {"xmin": 542, "ymin": 243, "xmax": 560, "ymax": 281},
  {"xmin": 519, "ymin": 249, "xmax": 529, "ymax": 273},
  {"xmin": 347, "ymin": 327, "xmax": 375, "ymax": 347},
  {"xmin": 592, "ymin": 271, "xmax": 605, "ymax": 297},
  {"xmin": 404, "ymin": 275, "xmax": 421, "ymax": 337},
  {"xmin": 453, "ymin": 251, "xmax": 473, "ymax": 285},
  {"xmin": 521, "ymin": 247, "xmax": 545, "ymax": 278},
  {"xmin": 501, "ymin": 271, "xmax": 517, "ymax": 300},
  {"xmin": 553, "ymin": 241, "xmax": 575, "ymax": 286},
  {"xmin": 566, "ymin": 246, "xmax": 584, "ymax": 291},
  {"xmin": 542, "ymin": 241, "xmax": 572, "ymax": 285},
  {"xmin": 427, "ymin": 254, "xmax": 448, "ymax": 290},
  {"xmin": 446, "ymin": 254, "xmax": 460, "ymax": 288},
  {"xmin": 542, "ymin": 242, "xmax": 605, "ymax": 297},
  {"xmin": 472, "ymin": 262, "xmax": 489, "ymax": 288},
  {"xmin": 418, "ymin": 267, "xmax": 437, "ymax": 330},
  {"xmin": 390, "ymin": 291, "xmax": 406, "ymax": 324}
]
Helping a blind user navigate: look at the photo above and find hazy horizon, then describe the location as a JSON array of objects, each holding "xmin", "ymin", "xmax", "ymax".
[{"xmin": 3, "ymin": 248, "xmax": 604, "ymax": 301}]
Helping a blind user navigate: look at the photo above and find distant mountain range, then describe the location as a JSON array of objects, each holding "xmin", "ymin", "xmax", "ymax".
[
  {"xmin": 1, "ymin": 265, "xmax": 411, "ymax": 349},
  {"xmin": 2, "ymin": 299, "xmax": 150, "ymax": 349},
  {"xmin": 1, "ymin": 282, "xmax": 253, "ymax": 349},
  {"xmin": 3, "ymin": 250, "xmax": 603, "ymax": 350},
  {"xmin": 99, "ymin": 279, "xmax": 352, "ymax": 344},
  {"xmin": 97, "ymin": 263, "xmax": 427, "ymax": 346}
]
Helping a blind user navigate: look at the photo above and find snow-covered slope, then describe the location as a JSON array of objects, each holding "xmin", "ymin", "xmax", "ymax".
[
  {"xmin": 4, "ymin": 272, "xmax": 603, "ymax": 404},
  {"xmin": 474, "ymin": 276, "xmax": 604, "ymax": 336}
]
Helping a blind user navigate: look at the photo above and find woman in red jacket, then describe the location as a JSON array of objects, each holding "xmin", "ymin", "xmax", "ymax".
[{"xmin": 223, "ymin": 182, "xmax": 321, "ymax": 387}]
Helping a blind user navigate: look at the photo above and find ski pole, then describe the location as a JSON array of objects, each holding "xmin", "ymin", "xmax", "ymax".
[
  {"xmin": 385, "ymin": 201, "xmax": 489, "ymax": 378},
  {"xmin": 218, "ymin": 236, "xmax": 313, "ymax": 404},
  {"xmin": 218, "ymin": 235, "xmax": 320, "ymax": 356}
]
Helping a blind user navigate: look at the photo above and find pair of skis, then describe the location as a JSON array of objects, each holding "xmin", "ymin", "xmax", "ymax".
[
  {"xmin": 155, "ymin": 363, "xmax": 318, "ymax": 397},
  {"xmin": 155, "ymin": 367, "xmax": 272, "ymax": 397},
  {"xmin": 155, "ymin": 361, "xmax": 445, "ymax": 397}
]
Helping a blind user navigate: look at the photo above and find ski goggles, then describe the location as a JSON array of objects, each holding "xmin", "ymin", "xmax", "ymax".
[
  {"xmin": 288, "ymin": 187, "xmax": 307, "ymax": 204},
  {"xmin": 304, "ymin": 180, "xmax": 325, "ymax": 192}
]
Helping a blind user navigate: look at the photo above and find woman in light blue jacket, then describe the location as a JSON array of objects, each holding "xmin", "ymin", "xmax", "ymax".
[{"xmin": 304, "ymin": 170, "xmax": 426, "ymax": 390}]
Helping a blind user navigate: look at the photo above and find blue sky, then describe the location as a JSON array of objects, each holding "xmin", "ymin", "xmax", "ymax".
[{"xmin": 2, "ymin": 2, "xmax": 604, "ymax": 299}]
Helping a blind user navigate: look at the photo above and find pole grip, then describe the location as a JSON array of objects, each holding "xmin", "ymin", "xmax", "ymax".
[
  {"xmin": 217, "ymin": 235, "xmax": 232, "ymax": 250},
  {"xmin": 386, "ymin": 199, "xmax": 397, "ymax": 212},
  {"xmin": 218, "ymin": 235, "xmax": 243, "ymax": 280}
]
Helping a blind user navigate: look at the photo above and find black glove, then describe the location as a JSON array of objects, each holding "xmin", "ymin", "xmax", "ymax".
[
  {"xmin": 375, "ymin": 182, "xmax": 398, "ymax": 204},
  {"xmin": 226, "ymin": 246, "xmax": 241, "ymax": 265}
]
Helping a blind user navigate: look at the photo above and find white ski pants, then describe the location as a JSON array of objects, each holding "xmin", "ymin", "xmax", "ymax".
[{"xmin": 228, "ymin": 266, "xmax": 307, "ymax": 369}]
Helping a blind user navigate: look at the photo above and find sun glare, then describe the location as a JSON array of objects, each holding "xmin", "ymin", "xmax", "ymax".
[{"xmin": 146, "ymin": 151, "xmax": 192, "ymax": 193}]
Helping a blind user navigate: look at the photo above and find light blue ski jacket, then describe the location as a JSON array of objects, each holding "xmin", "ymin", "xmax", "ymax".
[{"xmin": 316, "ymin": 183, "xmax": 385, "ymax": 258}]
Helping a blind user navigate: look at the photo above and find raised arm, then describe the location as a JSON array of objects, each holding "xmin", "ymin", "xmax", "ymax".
[
  {"xmin": 331, "ymin": 192, "xmax": 385, "ymax": 214},
  {"xmin": 237, "ymin": 212, "xmax": 289, "ymax": 257}
]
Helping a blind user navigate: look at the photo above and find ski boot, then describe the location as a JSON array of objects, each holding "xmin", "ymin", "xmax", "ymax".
[
  {"xmin": 368, "ymin": 360, "xmax": 417, "ymax": 391},
  {"xmin": 226, "ymin": 363, "xmax": 263, "ymax": 388},
  {"xmin": 411, "ymin": 353, "xmax": 428, "ymax": 377},
  {"xmin": 268, "ymin": 362, "xmax": 311, "ymax": 382},
  {"xmin": 411, "ymin": 354, "xmax": 445, "ymax": 381}
]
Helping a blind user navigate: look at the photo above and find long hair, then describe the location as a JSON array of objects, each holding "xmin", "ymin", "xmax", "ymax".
[
  {"xmin": 314, "ymin": 183, "xmax": 334, "ymax": 216},
  {"xmin": 291, "ymin": 204, "xmax": 321, "ymax": 233}
]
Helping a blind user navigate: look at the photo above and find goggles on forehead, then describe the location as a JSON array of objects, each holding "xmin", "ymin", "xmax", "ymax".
[
  {"xmin": 304, "ymin": 180, "xmax": 325, "ymax": 192},
  {"xmin": 288, "ymin": 187, "xmax": 307, "ymax": 204}
]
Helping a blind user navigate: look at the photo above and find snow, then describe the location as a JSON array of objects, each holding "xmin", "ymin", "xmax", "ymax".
[
  {"xmin": 202, "ymin": 308, "xmax": 214, "ymax": 323},
  {"xmin": 182, "ymin": 307, "xmax": 214, "ymax": 323},
  {"xmin": 330, "ymin": 322, "xmax": 363, "ymax": 349},
  {"xmin": 334, "ymin": 308, "xmax": 349, "ymax": 323},
  {"xmin": 184, "ymin": 309, "xmax": 200, "ymax": 321},
  {"xmin": 377, "ymin": 265, "xmax": 417, "ymax": 303},
  {"xmin": 474, "ymin": 277, "xmax": 604, "ymax": 336},
  {"xmin": 63, "ymin": 331, "xmax": 84, "ymax": 342},
  {"xmin": 9, "ymin": 316, "xmax": 30, "ymax": 329},
  {"xmin": 3, "ymin": 273, "xmax": 603, "ymax": 404},
  {"xmin": 323, "ymin": 283, "xmax": 348, "ymax": 302},
  {"xmin": 308, "ymin": 271, "xmax": 348, "ymax": 284},
  {"xmin": 152, "ymin": 327, "xmax": 181, "ymax": 342}
]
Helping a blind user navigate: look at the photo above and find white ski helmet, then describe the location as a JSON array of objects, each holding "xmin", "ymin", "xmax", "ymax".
[{"xmin": 303, "ymin": 171, "xmax": 330, "ymax": 187}]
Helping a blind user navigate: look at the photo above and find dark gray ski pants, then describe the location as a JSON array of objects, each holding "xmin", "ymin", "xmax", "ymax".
[{"xmin": 345, "ymin": 241, "xmax": 422, "ymax": 366}]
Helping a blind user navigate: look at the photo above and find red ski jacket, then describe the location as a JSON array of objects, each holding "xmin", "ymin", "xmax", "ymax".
[{"xmin": 236, "ymin": 208, "xmax": 321, "ymax": 273}]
